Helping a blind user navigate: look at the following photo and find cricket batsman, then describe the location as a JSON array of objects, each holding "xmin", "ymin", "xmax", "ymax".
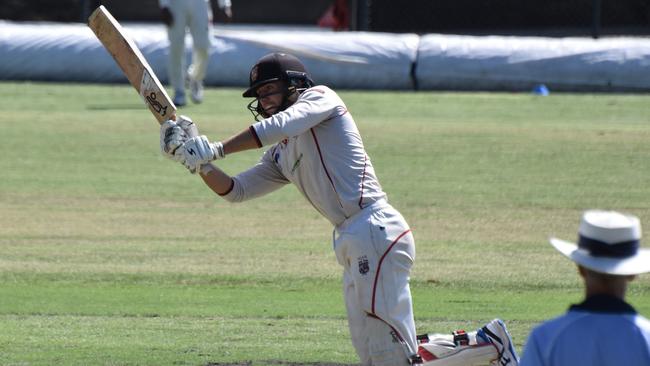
[{"xmin": 160, "ymin": 52, "xmax": 519, "ymax": 366}]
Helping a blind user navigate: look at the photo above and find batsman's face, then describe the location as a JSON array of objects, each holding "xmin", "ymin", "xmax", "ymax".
[{"xmin": 256, "ymin": 81, "xmax": 284, "ymax": 116}]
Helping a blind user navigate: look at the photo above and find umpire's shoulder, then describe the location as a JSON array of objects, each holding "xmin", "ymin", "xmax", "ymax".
[
  {"xmin": 635, "ymin": 313, "xmax": 650, "ymax": 335},
  {"xmin": 532, "ymin": 311, "xmax": 586, "ymax": 340}
]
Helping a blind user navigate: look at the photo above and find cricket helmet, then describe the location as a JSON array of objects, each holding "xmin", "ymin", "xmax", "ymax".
[
  {"xmin": 243, "ymin": 53, "xmax": 314, "ymax": 119},
  {"xmin": 243, "ymin": 53, "xmax": 313, "ymax": 97}
]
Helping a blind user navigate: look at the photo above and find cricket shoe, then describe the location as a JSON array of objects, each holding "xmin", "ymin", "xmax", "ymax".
[
  {"xmin": 173, "ymin": 91, "xmax": 186, "ymax": 107},
  {"xmin": 478, "ymin": 319, "xmax": 520, "ymax": 366},
  {"xmin": 189, "ymin": 78, "xmax": 204, "ymax": 104}
]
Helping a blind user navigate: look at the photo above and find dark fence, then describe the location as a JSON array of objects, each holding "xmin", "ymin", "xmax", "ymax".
[
  {"xmin": 1, "ymin": 0, "xmax": 648, "ymax": 37},
  {"xmin": 0, "ymin": 0, "xmax": 331, "ymax": 24},
  {"xmin": 364, "ymin": 0, "xmax": 650, "ymax": 37}
]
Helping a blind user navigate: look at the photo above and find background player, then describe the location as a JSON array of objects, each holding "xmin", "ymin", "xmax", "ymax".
[{"xmin": 159, "ymin": 0, "xmax": 232, "ymax": 106}]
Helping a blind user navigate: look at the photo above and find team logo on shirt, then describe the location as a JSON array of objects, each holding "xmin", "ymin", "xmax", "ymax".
[{"xmin": 358, "ymin": 255, "xmax": 369, "ymax": 275}]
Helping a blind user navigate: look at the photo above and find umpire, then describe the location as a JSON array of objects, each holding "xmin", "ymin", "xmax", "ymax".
[{"xmin": 521, "ymin": 210, "xmax": 650, "ymax": 365}]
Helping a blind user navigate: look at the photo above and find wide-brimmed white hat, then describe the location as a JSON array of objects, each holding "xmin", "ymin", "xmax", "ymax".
[{"xmin": 549, "ymin": 210, "xmax": 650, "ymax": 275}]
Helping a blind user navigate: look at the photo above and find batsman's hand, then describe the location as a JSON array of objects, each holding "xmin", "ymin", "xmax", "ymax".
[
  {"xmin": 181, "ymin": 135, "xmax": 225, "ymax": 174},
  {"xmin": 160, "ymin": 115, "xmax": 198, "ymax": 162}
]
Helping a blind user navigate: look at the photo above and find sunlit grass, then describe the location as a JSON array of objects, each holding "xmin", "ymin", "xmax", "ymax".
[{"xmin": 1, "ymin": 82, "xmax": 649, "ymax": 365}]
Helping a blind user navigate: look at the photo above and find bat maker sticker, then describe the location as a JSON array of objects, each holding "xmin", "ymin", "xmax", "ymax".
[{"xmin": 140, "ymin": 69, "xmax": 169, "ymax": 117}]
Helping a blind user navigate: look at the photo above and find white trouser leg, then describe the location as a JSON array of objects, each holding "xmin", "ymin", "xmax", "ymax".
[
  {"xmin": 187, "ymin": 0, "xmax": 211, "ymax": 82},
  {"xmin": 343, "ymin": 260, "xmax": 413, "ymax": 366},
  {"xmin": 188, "ymin": 48, "xmax": 209, "ymax": 81},
  {"xmin": 343, "ymin": 271, "xmax": 371, "ymax": 366},
  {"xmin": 366, "ymin": 315, "xmax": 413, "ymax": 366},
  {"xmin": 166, "ymin": 0, "xmax": 189, "ymax": 95},
  {"xmin": 335, "ymin": 204, "xmax": 417, "ymax": 366}
]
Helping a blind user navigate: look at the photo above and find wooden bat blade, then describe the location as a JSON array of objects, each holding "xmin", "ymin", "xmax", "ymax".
[{"xmin": 88, "ymin": 5, "xmax": 175, "ymax": 124}]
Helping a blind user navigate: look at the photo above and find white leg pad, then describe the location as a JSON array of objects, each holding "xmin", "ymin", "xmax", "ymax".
[{"xmin": 418, "ymin": 339, "xmax": 497, "ymax": 366}]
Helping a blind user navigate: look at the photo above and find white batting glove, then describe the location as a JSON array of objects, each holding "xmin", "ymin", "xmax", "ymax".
[
  {"xmin": 181, "ymin": 135, "xmax": 225, "ymax": 174},
  {"xmin": 160, "ymin": 115, "xmax": 198, "ymax": 162},
  {"xmin": 176, "ymin": 115, "xmax": 199, "ymax": 138}
]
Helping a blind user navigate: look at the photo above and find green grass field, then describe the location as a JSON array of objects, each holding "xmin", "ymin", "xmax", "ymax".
[{"xmin": 1, "ymin": 81, "xmax": 649, "ymax": 365}]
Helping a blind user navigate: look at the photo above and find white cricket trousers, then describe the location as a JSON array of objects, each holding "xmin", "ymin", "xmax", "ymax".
[
  {"xmin": 334, "ymin": 199, "xmax": 417, "ymax": 366},
  {"xmin": 165, "ymin": 0, "xmax": 212, "ymax": 94}
]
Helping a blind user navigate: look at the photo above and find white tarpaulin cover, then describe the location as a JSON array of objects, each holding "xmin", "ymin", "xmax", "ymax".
[
  {"xmin": 0, "ymin": 21, "xmax": 418, "ymax": 90},
  {"xmin": 1, "ymin": 20, "xmax": 649, "ymax": 91},
  {"xmin": 211, "ymin": 30, "xmax": 419, "ymax": 89},
  {"xmin": 416, "ymin": 34, "xmax": 650, "ymax": 91}
]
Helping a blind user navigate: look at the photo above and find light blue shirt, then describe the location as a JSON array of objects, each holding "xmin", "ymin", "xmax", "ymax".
[{"xmin": 521, "ymin": 295, "xmax": 650, "ymax": 366}]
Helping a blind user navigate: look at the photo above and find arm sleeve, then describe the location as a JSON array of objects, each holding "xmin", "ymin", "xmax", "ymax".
[
  {"xmin": 221, "ymin": 146, "xmax": 290, "ymax": 203},
  {"xmin": 251, "ymin": 87, "xmax": 345, "ymax": 146}
]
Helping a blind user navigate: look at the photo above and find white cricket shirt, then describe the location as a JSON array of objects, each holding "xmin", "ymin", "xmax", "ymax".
[{"xmin": 221, "ymin": 86, "xmax": 387, "ymax": 226}]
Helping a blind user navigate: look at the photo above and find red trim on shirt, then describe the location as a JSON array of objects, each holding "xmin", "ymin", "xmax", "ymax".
[
  {"xmin": 358, "ymin": 154, "xmax": 367, "ymax": 208},
  {"xmin": 249, "ymin": 125, "xmax": 263, "ymax": 148},
  {"xmin": 332, "ymin": 109, "xmax": 349, "ymax": 120},
  {"xmin": 371, "ymin": 229, "xmax": 412, "ymax": 314},
  {"xmin": 310, "ymin": 128, "xmax": 346, "ymax": 211}
]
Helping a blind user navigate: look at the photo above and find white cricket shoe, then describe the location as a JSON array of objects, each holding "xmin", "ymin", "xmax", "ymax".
[
  {"xmin": 189, "ymin": 78, "xmax": 204, "ymax": 104},
  {"xmin": 479, "ymin": 319, "xmax": 520, "ymax": 366}
]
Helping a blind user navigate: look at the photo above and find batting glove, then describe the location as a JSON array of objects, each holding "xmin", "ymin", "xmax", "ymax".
[
  {"xmin": 181, "ymin": 135, "xmax": 225, "ymax": 174},
  {"xmin": 160, "ymin": 115, "xmax": 198, "ymax": 162},
  {"xmin": 176, "ymin": 115, "xmax": 199, "ymax": 138}
]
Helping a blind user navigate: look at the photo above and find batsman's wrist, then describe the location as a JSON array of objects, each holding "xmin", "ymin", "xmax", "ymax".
[
  {"xmin": 211, "ymin": 141, "xmax": 225, "ymax": 160},
  {"xmin": 199, "ymin": 163, "xmax": 216, "ymax": 176}
]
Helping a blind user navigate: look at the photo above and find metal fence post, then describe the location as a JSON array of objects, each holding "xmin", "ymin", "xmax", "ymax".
[
  {"xmin": 356, "ymin": 0, "xmax": 371, "ymax": 31},
  {"xmin": 592, "ymin": 0, "xmax": 602, "ymax": 38}
]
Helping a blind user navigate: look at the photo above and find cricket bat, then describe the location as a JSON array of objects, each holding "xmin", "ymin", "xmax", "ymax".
[{"xmin": 88, "ymin": 5, "xmax": 175, "ymax": 124}]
